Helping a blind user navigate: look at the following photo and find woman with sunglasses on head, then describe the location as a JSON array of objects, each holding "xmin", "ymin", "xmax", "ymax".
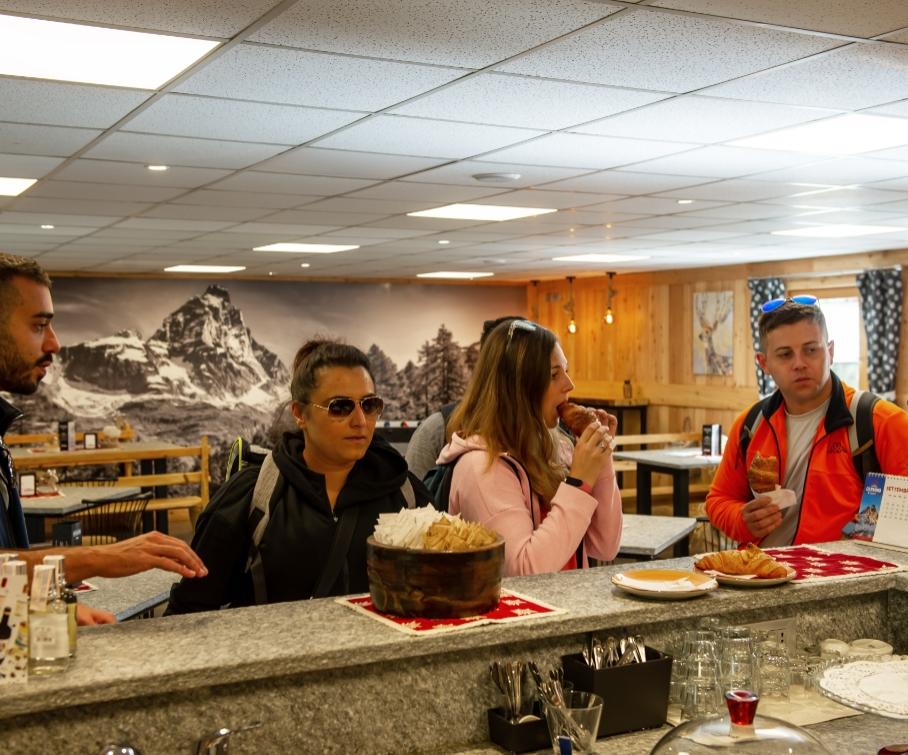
[
  {"xmin": 436, "ymin": 319, "xmax": 623, "ymax": 576},
  {"xmin": 167, "ymin": 340, "xmax": 431, "ymax": 614}
]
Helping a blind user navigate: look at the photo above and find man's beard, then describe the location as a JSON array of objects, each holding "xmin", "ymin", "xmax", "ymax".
[{"xmin": 0, "ymin": 332, "xmax": 50, "ymax": 395}]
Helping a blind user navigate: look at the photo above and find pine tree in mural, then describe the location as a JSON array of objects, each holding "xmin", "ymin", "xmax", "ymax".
[
  {"xmin": 366, "ymin": 344, "xmax": 403, "ymax": 416},
  {"xmin": 418, "ymin": 325, "xmax": 469, "ymax": 413},
  {"xmin": 464, "ymin": 340, "xmax": 481, "ymax": 374},
  {"xmin": 397, "ymin": 360, "xmax": 421, "ymax": 419}
]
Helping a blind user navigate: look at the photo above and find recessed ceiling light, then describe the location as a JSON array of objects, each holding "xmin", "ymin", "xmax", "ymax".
[
  {"xmin": 771, "ymin": 224, "xmax": 907, "ymax": 238},
  {"xmin": 731, "ymin": 114, "xmax": 908, "ymax": 155},
  {"xmin": 416, "ymin": 271, "xmax": 495, "ymax": 280},
  {"xmin": 677, "ymin": 199, "xmax": 694, "ymax": 205},
  {"xmin": 0, "ymin": 177, "xmax": 37, "ymax": 196},
  {"xmin": 253, "ymin": 243, "xmax": 359, "ymax": 253},
  {"xmin": 300, "ymin": 263, "xmax": 311, "ymax": 268},
  {"xmin": 0, "ymin": 14, "xmax": 219, "ymax": 89},
  {"xmin": 164, "ymin": 265, "xmax": 246, "ymax": 273},
  {"xmin": 40, "ymin": 224, "xmax": 54, "ymax": 230},
  {"xmin": 551, "ymin": 254, "xmax": 650, "ymax": 263},
  {"xmin": 268, "ymin": 272, "xmax": 274, "ymax": 276},
  {"xmin": 472, "ymin": 172, "xmax": 522, "ymax": 183},
  {"xmin": 437, "ymin": 239, "xmax": 450, "ymax": 245},
  {"xmin": 408, "ymin": 204, "xmax": 556, "ymax": 221},
  {"xmin": 147, "ymin": 165, "xmax": 169, "ymax": 172}
]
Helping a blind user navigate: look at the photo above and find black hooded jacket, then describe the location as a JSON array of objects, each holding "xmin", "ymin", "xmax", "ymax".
[{"xmin": 166, "ymin": 432, "xmax": 430, "ymax": 614}]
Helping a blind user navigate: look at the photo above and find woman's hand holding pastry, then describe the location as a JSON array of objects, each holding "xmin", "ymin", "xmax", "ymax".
[
  {"xmin": 742, "ymin": 495, "xmax": 782, "ymax": 539},
  {"xmin": 593, "ymin": 409, "xmax": 618, "ymax": 438},
  {"xmin": 570, "ymin": 421, "xmax": 612, "ymax": 488}
]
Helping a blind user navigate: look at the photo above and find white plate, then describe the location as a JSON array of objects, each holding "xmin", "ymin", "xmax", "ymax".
[
  {"xmin": 611, "ymin": 568, "xmax": 718, "ymax": 600},
  {"xmin": 693, "ymin": 553, "xmax": 797, "ymax": 587},
  {"xmin": 819, "ymin": 657, "xmax": 908, "ymax": 718}
]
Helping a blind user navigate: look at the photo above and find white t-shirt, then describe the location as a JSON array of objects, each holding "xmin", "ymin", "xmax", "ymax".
[{"xmin": 760, "ymin": 398, "xmax": 830, "ymax": 547}]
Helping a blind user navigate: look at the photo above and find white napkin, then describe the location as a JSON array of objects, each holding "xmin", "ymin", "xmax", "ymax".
[{"xmin": 373, "ymin": 506, "xmax": 455, "ymax": 548}]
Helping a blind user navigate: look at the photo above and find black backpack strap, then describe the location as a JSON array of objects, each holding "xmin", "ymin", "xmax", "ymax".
[
  {"xmin": 245, "ymin": 453, "xmax": 283, "ymax": 605},
  {"xmin": 738, "ymin": 398, "xmax": 767, "ymax": 464},
  {"xmin": 313, "ymin": 505, "xmax": 361, "ymax": 598},
  {"xmin": 400, "ymin": 476, "xmax": 416, "ymax": 509},
  {"xmin": 848, "ymin": 390, "xmax": 881, "ymax": 482}
]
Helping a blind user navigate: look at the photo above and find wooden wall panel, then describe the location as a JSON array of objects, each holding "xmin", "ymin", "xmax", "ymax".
[{"xmin": 527, "ymin": 249, "xmax": 908, "ymax": 435}]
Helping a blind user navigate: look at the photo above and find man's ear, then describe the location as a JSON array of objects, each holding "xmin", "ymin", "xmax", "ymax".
[
  {"xmin": 827, "ymin": 339, "xmax": 835, "ymax": 362},
  {"xmin": 290, "ymin": 400, "xmax": 306, "ymax": 430},
  {"xmin": 755, "ymin": 352, "xmax": 768, "ymax": 373}
]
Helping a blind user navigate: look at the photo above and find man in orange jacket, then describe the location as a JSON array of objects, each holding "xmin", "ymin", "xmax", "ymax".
[{"xmin": 706, "ymin": 296, "xmax": 908, "ymax": 546}]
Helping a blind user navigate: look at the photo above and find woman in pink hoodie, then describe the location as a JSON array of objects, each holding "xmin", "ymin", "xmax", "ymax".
[{"xmin": 437, "ymin": 319, "xmax": 622, "ymax": 576}]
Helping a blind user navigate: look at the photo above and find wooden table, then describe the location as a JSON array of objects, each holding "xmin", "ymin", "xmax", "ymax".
[
  {"xmin": 618, "ymin": 513, "xmax": 698, "ymax": 559},
  {"xmin": 20, "ymin": 486, "xmax": 142, "ymax": 543},
  {"xmin": 612, "ymin": 448, "xmax": 722, "ymax": 555}
]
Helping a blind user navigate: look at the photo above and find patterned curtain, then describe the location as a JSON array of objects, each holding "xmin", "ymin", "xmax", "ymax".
[
  {"xmin": 857, "ymin": 268, "xmax": 903, "ymax": 400},
  {"xmin": 748, "ymin": 277, "xmax": 785, "ymax": 397}
]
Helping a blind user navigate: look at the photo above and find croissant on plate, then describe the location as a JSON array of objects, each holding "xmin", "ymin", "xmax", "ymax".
[{"xmin": 695, "ymin": 543, "xmax": 789, "ymax": 579}]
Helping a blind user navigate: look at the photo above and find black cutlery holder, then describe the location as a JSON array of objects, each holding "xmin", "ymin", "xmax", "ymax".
[
  {"xmin": 561, "ymin": 646, "xmax": 673, "ymax": 737},
  {"xmin": 487, "ymin": 702, "xmax": 550, "ymax": 753}
]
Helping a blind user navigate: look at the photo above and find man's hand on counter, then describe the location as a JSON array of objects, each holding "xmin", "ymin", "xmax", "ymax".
[
  {"xmin": 77, "ymin": 603, "xmax": 116, "ymax": 626},
  {"xmin": 81, "ymin": 531, "xmax": 208, "ymax": 581}
]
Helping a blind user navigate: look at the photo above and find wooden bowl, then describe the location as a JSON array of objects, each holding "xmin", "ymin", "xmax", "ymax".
[{"xmin": 366, "ymin": 535, "xmax": 505, "ymax": 618}]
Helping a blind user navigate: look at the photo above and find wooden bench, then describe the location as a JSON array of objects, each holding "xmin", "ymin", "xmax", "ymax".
[{"xmin": 113, "ymin": 437, "xmax": 210, "ymax": 530}]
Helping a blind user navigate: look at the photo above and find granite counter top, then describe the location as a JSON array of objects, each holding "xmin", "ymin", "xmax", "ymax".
[{"xmin": 1, "ymin": 540, "xmax": 906, "ymax": 723}]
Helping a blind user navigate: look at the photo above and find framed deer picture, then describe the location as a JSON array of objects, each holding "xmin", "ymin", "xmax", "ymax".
[{"xmin": 693, "ymin": 291, "xmax": 734, "ymax": 376}]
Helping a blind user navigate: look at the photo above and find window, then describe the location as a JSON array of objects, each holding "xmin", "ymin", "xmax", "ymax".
[{"xmin": 822, "ymin": 296, "xmax": 863, "ymax": 388}]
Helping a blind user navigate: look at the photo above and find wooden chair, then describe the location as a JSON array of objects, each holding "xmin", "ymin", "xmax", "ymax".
[{"xmin": 69, "ymin": 491, "xmax": 152, "ymax": 545}]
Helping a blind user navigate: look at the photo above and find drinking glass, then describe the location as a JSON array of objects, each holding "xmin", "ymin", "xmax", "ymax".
[
  {"xmin": 719, "ymin": 636, "xmax": 759, "ymax": 695},
  {"xmin": 543, "ymin": 690, "xmax": 603, "ymax": 754},
  {"xmin": 757, "ymin": 638, "xmax": 790, "ymax": 702},
  {"xmin": 681, "ymin": 652, "xmax": 722, "ymax": 719}
]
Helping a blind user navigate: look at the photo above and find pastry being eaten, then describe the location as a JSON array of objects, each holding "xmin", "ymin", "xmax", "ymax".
[
  {"xmin": 747, "ymin": 452, "xmax": 779, "ymax": 494},
  {"xmin": 557, "ymin": 402, "xmax": 598, "ymax": 436},
  {"xmin": 695, "ymin": 543, "xmax": 789, "ymax": 579}
]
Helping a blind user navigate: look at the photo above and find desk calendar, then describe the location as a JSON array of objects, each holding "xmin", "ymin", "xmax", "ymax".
[{"xmin": 844, "ymin": 472, "xmax": 908, "ymax": 552}]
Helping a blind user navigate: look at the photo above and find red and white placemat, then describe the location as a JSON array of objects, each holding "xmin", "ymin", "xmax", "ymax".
[
  {"xmin": 764, "ymin": 545, "xmax": 907, "ymax": 582},
  {"xmin": 336, "ymin": 589, "xmax": 565, "ymax": 636}
]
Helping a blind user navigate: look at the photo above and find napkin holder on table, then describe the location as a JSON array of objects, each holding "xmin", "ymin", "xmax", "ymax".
[{"xmin": 561, "ymin": 646, "xmax": 673, "ymax": 736}]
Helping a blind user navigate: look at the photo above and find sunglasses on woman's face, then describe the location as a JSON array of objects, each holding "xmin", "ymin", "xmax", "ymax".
[
  {"xmin": 307, "ymin": 395, "xmax": 384, "ymax": 418},
  {"xmin": 760, "ymin": 294, "xmax": 819, "ymax": 314}
]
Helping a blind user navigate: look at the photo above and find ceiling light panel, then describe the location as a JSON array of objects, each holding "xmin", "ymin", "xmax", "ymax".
[
  {"xmin": 416, "ymin": 271, "xmax": 494, "ymax": 279},
  {"xmin": 165, "ymin": 265, "xmax": 246, "ymax": 273},
  {"xmin": 124, "ymin": 94, "xmax": 365, "ymax": 144},
  {"xmin": 408, "ymin": 204, "xmax": 557, "ymax": 221},
  {"xmin": 0, "ymin": 14, "xmax": 219, "ymax": 89},
  {"xmin": 705, "ymin": 44, "xmax": 908, "ymax": 111},
  {"xmin": 253, "ymin": 243, "xmax": 359, "ymax": 253},
  {"xmin": 497, "ymin": 10, "xmax": 835, "ymax": 92},
  {"xmin": 731, "ymin": 114, "xmax": 908, "ymax": 155},
  {"xmin": 175, "ymin": 44, "xmax": 463, "ymax": 111},
  {"xmin": 314, "ymin": 115, "xmax": 543, "ymax": 160},
  {"xmin": 391, "ymin": 73, "xmax": 667, "ymax": 130},
  {"xmin": 550, "ymin": 254, "xmax": 650, "ymax": 262},
  {"xmin": 0, "ymin": 177, "xmax": 37, "ymax": 196}
]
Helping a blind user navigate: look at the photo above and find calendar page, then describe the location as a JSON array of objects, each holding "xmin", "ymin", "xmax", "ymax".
[{"xmin": 845, "ymin": 473, "xmax": 908, "ymax": 550}]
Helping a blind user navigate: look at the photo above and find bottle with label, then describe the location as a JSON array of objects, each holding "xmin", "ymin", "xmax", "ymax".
[
  {"xmin": 28, "ymin": 564, "xmax": 70, "ymax": 674},
  {"xmin": 623, "ymin": 379, "xmax": 633, "ymax": 400},
  {"xmin": 1, "ymin": 560, "xmax": 30, "ymax": 683},
  {"xmin": 42, "ymin": 555, "xmax": 77, "ymax": 657}
]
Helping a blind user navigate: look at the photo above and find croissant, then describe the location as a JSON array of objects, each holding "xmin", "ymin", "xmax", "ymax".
[
  {"xmin": 747, "ymin": 452, "xmax": 779, "ymax": 494},
  {"xmin": 558, "ymin": 402, "xmax": 597, "ymax": 436},
  {"xmin": 696, "ymin": 544, "xmax": 788, "ymax": 579}
]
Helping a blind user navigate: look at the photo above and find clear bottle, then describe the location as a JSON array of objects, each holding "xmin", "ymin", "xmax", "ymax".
[
  {"xmin": 28, "ymin": 564, "xmax": 70, "ymax": 674},
  {"xmin": 42, "ymin": 555, "xmax": 77, "ymax": 657}
]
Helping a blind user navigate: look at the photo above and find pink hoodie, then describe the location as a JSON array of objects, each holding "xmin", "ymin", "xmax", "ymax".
[{"xmin": 437, "ymin": 433, "xmax": 622, "ymax": 576}]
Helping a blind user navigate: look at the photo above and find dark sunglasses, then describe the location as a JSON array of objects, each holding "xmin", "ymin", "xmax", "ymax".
[
  {"xmin": 307, "ymin": 395, "xmax": 384, "ymax": 418},
  {"xmin": 760, "ymin": 294, "xmax": 819, "ymax": 314},
  {"xmin": 506, "ymin": 319, "xmax": 537, "ymax": 347}
]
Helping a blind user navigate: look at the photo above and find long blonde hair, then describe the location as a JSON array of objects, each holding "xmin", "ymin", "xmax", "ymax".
[{"xmin": 448, "ymin": 320, "xmax": 564, "ymax": 504}]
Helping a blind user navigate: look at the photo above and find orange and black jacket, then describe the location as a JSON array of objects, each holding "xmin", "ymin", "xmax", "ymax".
[{"xmin": 706, "ymin": 375, "xmax": 908, "ymax": 546}]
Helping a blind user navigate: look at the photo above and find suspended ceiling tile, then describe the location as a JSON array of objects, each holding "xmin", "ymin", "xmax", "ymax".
[
  {"xmin": 656, "ymin": 178, "xmax": 800, "ymax": 202},
  {"xmin": 869, "ymin": 177, "xmax": 908, "ymax": 192},
  {"xmin": 392, "ymin": 73, "xmax": 667, "ymax": 130},
  {"xmin": 52, "ymin": 159, "xmax": 231, "ymax": 188},
  {"xmin": 114, "ymin": 217, "xmax": 235, "ymax": 233},
  {"xmin": 866, "ymin": 144, "xmax": 908, "ymax": 162},
  {"xmin": 299, "ymin": 196, "xmax": 436, "ymax": 215},
  {"xmin": 175, "ymin": 44, "xmax": 464, "ymax": 111},
  {"xmin": 611, "ymin": 214, "xmax": 729, "ymax": 229},
  {"xmin": 0, "ymin": 78, "xmax": 150, "ymax": 129},
  {"xmin": 83, "ymin": 132, "xmax": 288, "ymax": 170},
  {"xmin": 346, "ymin": 181, "xmax": 506, "ymax": 203},
  {"xmin": 170, "ymin": 189, "xmax": 304, "ymax": 209},
  {"xmin": 540, "ymin": 171, "xmax": 711, "ymax": 195},
  {"xmin": 0, "ymin": 122, "xmax": 101, "ymax": 157},
  {"xmin": 482, "ymin": 133, "xmax": 695, "ymax": 170},
  {"xmin": 0, "ymin": 153, "xmax": 63, "ymax": 178},
  {"xmin": 124, "ymin": 94, "xmax": 366, "ymax": 145},
  {"xmin": 761, "ymin": 187, "xmax": 908, "ymax": 208},
  {"xmin": 585, "ymin": 196, "xmax": 725, "ymax": 215},
  {"xmin": 867, "ymin": 99, "xmax": 908, "ymax": 119},
  {"xmin": 314, "ymin": 115, "xmax": 542, "ymax": 160},
  {"xmin": 249, "ymin": 0, "xmax": 618, "ymax": 68},
  {"xmin": 208, "ymin": 171, "xmax": 377, "ymax": 195},
  {"xmin": 749, "ymin": 157, "xmax": 908, "ymax": 185},
  {"xmin": 88, "ymin": 228, "xmax": 200, "ymax": 242},
  {"xmin": 263, "ymin": 210, "xmax": 392, "ymax": 227},
  {"xmin": 648, "ymin": 0, "xmax": 908, "ymax": 38},
  {"xmin": 0, "ymin": 211, "xmax": 117, "ymax": 227},
  {"xmin": 255, "ymin": 147, "xmax": 444, "ymax": 180},
  {"xmin": 403, "ymin": 160, "xmax": 592, "ymax": 188},
  {"xmin": 704, "ymin": 43, "xmax": 908, "ymax": 110},
  {"xmin": 497, "ymin": 10, "xmax": 837, "ymax": 92},
  {"xmin": 26, "ymin": 180, "xmax": 185, "ymax": 203},
  {"xmin": 139, "ymin": 203, "xmax": 273, "ymax": 222},
  {"xmin": 681, "ymin": 203, "xmax": 806, "ymax": 220},
  {"xmin": 8, "ymin": 196, "xmax": 151, "ymax": 216},
  {"xmin": 575, "ymin": 96, "xmax": 840, "ymax": 143},
  {"xmin": 220, "ymin": 222, "xmax": 341, "ymax": 237},
  {"xmin": 627, "ymin": 145, "xmax": 821, "ymax": 178},
  {"xmin": 471, "ymin": 189, "xmax": 622, "ymax": 209}
]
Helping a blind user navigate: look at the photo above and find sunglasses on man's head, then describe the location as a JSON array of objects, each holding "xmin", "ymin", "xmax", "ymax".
[
  {"xmin": 506, "ymin": 319, "xmax": 537, "ymax": 347},
  {"xmin": 307, "ymin": 395, "xmax": 384, "ymax": 418},
  {"xmin": 760, "ymin": 294, "xmax": 819, "ymax": 314}
]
